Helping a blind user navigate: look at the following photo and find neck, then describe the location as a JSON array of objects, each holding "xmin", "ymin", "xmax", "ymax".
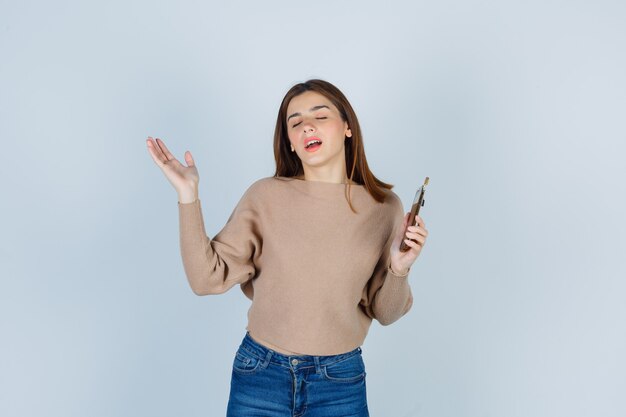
[
  {"xmin": 295, "ymin": 174, "xmax": 357, "ymax": 185},
  {"xmin": 299, "ymin": 164, "xmax": 355, "ymax": 185}
]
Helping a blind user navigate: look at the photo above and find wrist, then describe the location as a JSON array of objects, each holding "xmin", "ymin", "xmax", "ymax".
[
  {"xmin": 389, "ymin": 263, "xmax": 410, "ymax": 277},
  {"xmin": 178, "ymin": 191, "xmax": 198, "ymax": 204}
]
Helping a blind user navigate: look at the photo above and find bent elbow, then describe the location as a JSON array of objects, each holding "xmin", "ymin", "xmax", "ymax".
[
  {"xmin": 379, "ymin": 293, "xmax": 414, "ymax": 324},
  {"xmin": 191, "ymin": 285, "xmax": 230, "ymax": 296},
  {"xmin": 376, "ymin": 304, "xmax": 412, "ymax": 326},
  {"xmin": 377, "ymin": 316, "xmax": 399, "ymax": 326},
  {"xmin": 191, "ymin": 286, "xmax": 210, "ymax": 296},
  {"xmin": 189, "ymin": 279, "xmax": 227, "ymax": 296}
]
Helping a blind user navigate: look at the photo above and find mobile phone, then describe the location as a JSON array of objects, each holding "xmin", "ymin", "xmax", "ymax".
[{"xmin": 399, "ymin": 177, "xmax": 429, "ymax": 252}]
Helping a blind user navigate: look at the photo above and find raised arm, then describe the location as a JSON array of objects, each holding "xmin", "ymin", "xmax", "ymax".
[{"xmin": 146, "ymin": 136, "xmax": 260, "ymax": 296}]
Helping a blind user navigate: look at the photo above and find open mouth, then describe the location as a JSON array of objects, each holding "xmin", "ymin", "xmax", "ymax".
[{"xmin": 304, "ymin": 138, "xmax": 323, "ymax": 151}]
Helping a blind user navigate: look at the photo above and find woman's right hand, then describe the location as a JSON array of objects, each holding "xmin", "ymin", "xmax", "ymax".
[{"xmin": 146, "ymin": 136, "xmax": 199, "ymax": 202}]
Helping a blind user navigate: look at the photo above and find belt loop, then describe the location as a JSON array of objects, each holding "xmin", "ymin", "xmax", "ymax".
[
  {"xmin": 314, "ymin": 355, "xmax": 321, "ymax": 374},
  {"xmin": 263, "ymin": 349, "xmax": 273, "ymax": 369}
]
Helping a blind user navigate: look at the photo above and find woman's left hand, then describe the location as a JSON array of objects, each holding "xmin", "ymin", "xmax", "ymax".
[{"xmin": 389, "ymin": 213, "xmax": 428, "ymax": 275}]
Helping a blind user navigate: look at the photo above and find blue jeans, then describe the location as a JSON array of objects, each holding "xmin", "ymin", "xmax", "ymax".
[{"xmin": 226, "ymin": 331, "xmax": 370, "ymax": 417}]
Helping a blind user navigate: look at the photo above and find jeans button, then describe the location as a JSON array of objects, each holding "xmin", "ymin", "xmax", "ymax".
[{"xmin": 291, "ymin": 358, "xmax": 299, "ymax": 365}]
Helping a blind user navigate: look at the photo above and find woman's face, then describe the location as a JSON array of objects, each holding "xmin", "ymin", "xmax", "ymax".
[{"xmin": 286, "ymin": 90, "xmax": 352, "ymax": 169}]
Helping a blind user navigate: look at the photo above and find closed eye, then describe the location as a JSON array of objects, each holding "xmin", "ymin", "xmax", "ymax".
[{"xmin": 292, "ymin": 117, "xmax": 327, "ymax": 128}]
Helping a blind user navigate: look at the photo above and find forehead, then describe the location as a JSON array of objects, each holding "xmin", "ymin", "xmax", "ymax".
[{"xmin": 286, "ymin": 91, "xmax": 335, "ymax": 114}]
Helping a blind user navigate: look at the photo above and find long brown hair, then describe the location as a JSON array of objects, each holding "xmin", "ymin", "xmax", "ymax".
[{"xmin": 272, "ymin": 79, "xmax": 394, "ymax": 213}]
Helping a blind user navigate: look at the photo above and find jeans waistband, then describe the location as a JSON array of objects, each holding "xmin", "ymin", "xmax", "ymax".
[{"xmin": 240, "ymin": 331, "xmax": 362, "ymax": 368}]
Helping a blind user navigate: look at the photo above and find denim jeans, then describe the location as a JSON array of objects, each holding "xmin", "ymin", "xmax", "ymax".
[{"xmin": 226, "ymin": 331, "xmax": 369, "ymax": 417}]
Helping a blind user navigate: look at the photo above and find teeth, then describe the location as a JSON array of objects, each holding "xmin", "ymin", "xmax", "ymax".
[{"xmin": 306, "ymin": 140, "xmax": 322, "ymax": 148}]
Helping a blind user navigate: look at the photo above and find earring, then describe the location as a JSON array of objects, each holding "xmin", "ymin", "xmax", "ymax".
[{"xmin": 290, "ymin": 144, "xmax": 295, "ymax": 152}]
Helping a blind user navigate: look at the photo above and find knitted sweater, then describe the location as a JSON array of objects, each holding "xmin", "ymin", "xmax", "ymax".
[{"xmin": 178, "ymin": 175, "xmax": 413, "ymax": 355}]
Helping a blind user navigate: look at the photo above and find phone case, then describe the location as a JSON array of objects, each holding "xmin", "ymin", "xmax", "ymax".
[{"xmin": 399, "ymin": 177, "xmax": 428, "ymax": 252}]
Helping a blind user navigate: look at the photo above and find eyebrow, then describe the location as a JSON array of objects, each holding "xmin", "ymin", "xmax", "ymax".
[{"xmin": 287, "ymin": 105, "xmax": 331, "ymax": 122}]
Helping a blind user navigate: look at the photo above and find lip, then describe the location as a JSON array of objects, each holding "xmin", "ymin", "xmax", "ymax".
[{"xmin": 303, "ymin": 136, "xmax": 322, "ymax": 148}]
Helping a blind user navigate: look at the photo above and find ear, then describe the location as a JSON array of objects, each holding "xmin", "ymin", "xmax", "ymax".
[{"xmin": 345, "ymin": 127, "xmax": 352, "ymax": 138}]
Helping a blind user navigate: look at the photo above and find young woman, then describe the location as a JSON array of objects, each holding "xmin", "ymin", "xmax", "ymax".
[{"xmin": 146, "ymin": 79, "xmax": 428, "ymax": 416}]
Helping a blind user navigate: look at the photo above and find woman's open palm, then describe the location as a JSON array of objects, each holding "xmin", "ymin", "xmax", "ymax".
[{"xmin": 146, "ymin": 137, "xmax": 199, "ymax": 194}]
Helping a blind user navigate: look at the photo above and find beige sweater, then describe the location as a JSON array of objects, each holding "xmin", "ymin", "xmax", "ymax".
[{"xmin": 178, "ymin": 175, "xmax": 413, "ymax": 355}]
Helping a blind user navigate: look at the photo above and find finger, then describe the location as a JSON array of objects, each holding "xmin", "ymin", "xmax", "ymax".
[
  {"xmin": 405, "ymin": 231, "xmax": 425, "ymax": 245},
  {"xmin": 407, "ymin": 227, "xmax": 428, "ymax": 237},
  {"xmin": 183, "ymin": 150, "xmax": 195, "ymax": 167},
  {"xmin": 155, "ymin": 138, "xmax": 176, "ymax": 161},
  {"xmin": 146, "ymin": 137, "xmax": 168, "ymax": 166},
  {"xmin": 416, "ymin": 215, "xmax": 426, "ymax": 227},
  {"xmin": 403, "ymin": 238, "xmax": 422, "ymax": 251},
  {"xmin": 147, "ymin": 137, "xmax": 167, "ymax": 160}
]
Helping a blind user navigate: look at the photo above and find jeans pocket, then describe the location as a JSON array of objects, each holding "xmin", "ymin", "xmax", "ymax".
[
  {"xmin": 322, "ymin": 352, "xmax": 366, "ymax": 383},
  {"xmin": 232, "ymin": 347, "xmax": 263, "ymax": 375}
]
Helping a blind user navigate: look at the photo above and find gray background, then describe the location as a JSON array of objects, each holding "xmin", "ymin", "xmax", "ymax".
[{"xmin": 1, "ymin": 1, "xmax": 624, "ymax": 416}]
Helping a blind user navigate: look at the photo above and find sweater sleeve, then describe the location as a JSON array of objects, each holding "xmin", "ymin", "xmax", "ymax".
[
  {"xmin": 359, "ymin": 194, "xmax": 414, "ymax": 325},
  {"xmin": 177, "ymin": 185, "xmax": 262, "ymax": 296}
]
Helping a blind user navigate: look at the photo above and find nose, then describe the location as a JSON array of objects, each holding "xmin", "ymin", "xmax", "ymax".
[{"xmin": 301, "ymin": 119, "xmax": 316, "ymax": 133}]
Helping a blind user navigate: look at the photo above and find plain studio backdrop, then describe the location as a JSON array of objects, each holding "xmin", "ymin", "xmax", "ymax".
[{"xmin": 1, "ymin": 1, "xmax": 624, "ymax": 416}]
